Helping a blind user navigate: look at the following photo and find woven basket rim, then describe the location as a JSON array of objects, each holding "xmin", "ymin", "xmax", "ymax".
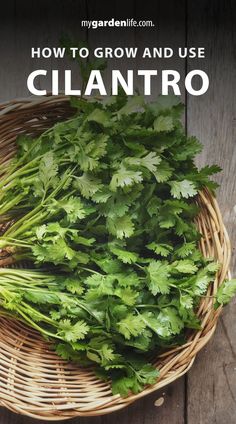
[{"xmin": 0, "ymin": 96, "xmax": 231, "ymax": 420}]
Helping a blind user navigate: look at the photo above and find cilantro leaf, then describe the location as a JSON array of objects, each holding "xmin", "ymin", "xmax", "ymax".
[
  {"xmin": 147, "ymin": 260, "xmax": 171, "ymax": 295},
  {"xmin": 107, "ymin": 215, "xmax": 134, "ymax": 239},
  {"xmin": 57, "ymin": 196, "xmax": 89, "ymax": 223},
  {"xmin": 57, "ymin": 319, "xmax": 89, "ymax": 342},
  {"xmin": 34, "ymin": 152, "xmax": 58, "ymax": 198},
  {"xmin": 125, "ymin": 152, "xmax": 161, "ymax": 173},
  {"xmin": 110, "ymin": 165, "xmax": 143, "ymax": 191},
  {"xmin": 174, "ymin": 242, "xmax": 196, "ymax": 258},
  {"xmin": 215, "ymin": 279, "xmax": 236, "ymax": 307},
  {"xmin": 117, "ymin": 313, "xmax": 146, "ymax": 339},
  {"xmin": 153, "ymin": 115, "xmax": 175, "ymax": 132},
  {"xmin": 153, "ymin": 160, "xmax": 173, "ymax": 182},
  {"xmin": 169, "ymin": 180, "xmax": 198, "ymax": 199},
  {"xmin": 146, "ymin": 242, "xmax": 173, "ymax": 257},
  {"xmin": 173, "ymin": 260, "xmax": 198, "ymax": 274},
  {"xmin": 74, "ymin": 173, "xmax": 102, "ymax": 198}
]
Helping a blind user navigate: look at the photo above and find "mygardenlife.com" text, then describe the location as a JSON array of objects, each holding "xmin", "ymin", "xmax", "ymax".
[{"xmin": 81, "ymin": 18, "xmax": 155, "ymax": 29}]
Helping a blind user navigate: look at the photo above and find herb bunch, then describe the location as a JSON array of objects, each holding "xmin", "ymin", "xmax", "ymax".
[{"xmin": 0, "ymin": 94, "xmax": 234, "ymax": 396}]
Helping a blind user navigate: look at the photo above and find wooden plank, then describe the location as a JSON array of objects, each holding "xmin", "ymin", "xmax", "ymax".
[
  {"xmin": 186, "ymin": 1, "xmax": 236, "ymax": 423},
  {"xmin": 0, "ymin": 383, "xmax": 185, "ymax": 424},
  {"xmin": 86, "ymin": 0, "xmax": 137, "ymax": 93},
  {"xmin": 86, "ymin": 0, "xmax": 187, "ymax": 99},
  {"xmin": 0, "ymin": 3, "xmax": 17, "ymax": 102},
  {"xmin": 134, "ymin": 0, "xmax": 186, "ymax": 101},
  {"xmin": 0, "ymin": 0, "xmax": 88, "ymax": 102}
]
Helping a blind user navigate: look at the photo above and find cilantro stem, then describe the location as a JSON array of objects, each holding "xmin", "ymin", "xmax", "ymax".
[
  {"xmin": 16, "ymin": 308, "xmax": 62, "ymax": 340},
  {"xmin": 0, "ymin": 193, "xmax": 26, "ymax": 215},
  {"xmin": 0, "ymin": 238, "xmax": 32, "ymax": 248},
  {"xmin": 4, "ymin": 210, "xmax": 49, "ymax": 239},
  {"xmin": 78, "ymin": 266, "xmax": 102, "ymax": 275},
  {"xmin": 0, "ymin": 158, "xmax": 42, "ymax": 188},
  {"xmin": 134, "ymin": 263, "xmax": 145, "ymax": 270},
  {"xmin": 0, "ymin": 268, "xmax": 52, "ymax": 279},
  {"xmin": 74, "ymin": 301, "xmax": 104, "ymax": 325},
  {"xmin": 136, "ymin": 304, "xmax": 160, "ymax": 309}
]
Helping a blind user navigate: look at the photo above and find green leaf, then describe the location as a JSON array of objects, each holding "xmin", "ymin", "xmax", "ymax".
[
  {"xmin": 169, "ymin": 180, "xmax": 198, "ymax": 199},
  {"xmin": 32, "ymin": 238, "xmax": 78, "ymax": 265},
  {"xmin": 125, "ymin": 152, "xmax": 161, "ymax": 173},
  {"xmin": 98, "ymin": 191, "xmax": 135, "ymax": 218},
  {"xmin": 114, "ymin": 287, "xmax": 138, "ymax": 306},
  {"xmin": 173, "ymin": 136, "xmax": 202, "ymax": 160},
  {"xmin": 112, "ymin": 362, "xmax": 158, "ymax": 397},
  {"xmin": 148, "ymin": 95, "xmax": 182, "ymax": 115},
  {"xmin": 112, "ymin": 376, "xmax": 137, "ymax": 397},
  {"xmin": 109, "ymin": 243, "xmax": 138, "ymax": 264},
  {"xmin": 87, "ymin": 108, "xmax": 110, "ymax": 127},
  {"xmin": 174, "ymin": 242, "xmax": 196, "ymax": 258},
  {"xmin": 153, "ymin": 160, "xmax": 173, "ymax": 182},
  {"xmin": 74, "ymin": 173, "xmax": 102, "ymax": 198},
  {"xmin": 84, "ymin": 273, "xmax": 114, "ymax": 296},
  {"xmin": 107, "ymin": 215, "xmax": 134, "ymax": 239},
  {"xmin": 34, "ymin": 152, "xmax": 58, "ymax": 197},
  {"xmin": 173, "ymin": 260, "xmax": 198, "ymax": 274},
  {"xmin": 157, "ymin": 307, "xmax": 184, "ymax": 336},
  {"xmin": 147, "ymin": 260, "xmax": 171, "ymax": 295},
  {"xmin": 153, "ymin": 115, "xmax": 174, "ymax": 132},
  {"xmin": 141, "ymin": 309, "xmax": 183, "ymax": 337},
  {"xmin": 118, "ymin": 96, "xmax": 144, "ymax": 116},
  {"xmin": 146, "ymin": 242, "xmax": 173, "ymax": 257},
  {"xmin": 110, "ymin": 165, "xmax": 143, "ymax": 191},
  {"xmin": 24, "ymin": 290, "xmax": 60, "ymax": 305},
  {"xmin": 92, "ymin": 186, "xmax": 112, "ymax": 203},
  {"xmin": 58, "ymin": 319, "xmax": 89, "ymax": 342},
  {"xmin": 180, "ymin": 294, "xmax": 193, "ymax": 310},
  {"xmin": 117, "ymin": 314, "xmax": 146, "ymax": 339},
  {"xmin": 215, "ymin": 279, "xmax": 236, "ymax": 306},
  {"xmin": 65, "ymin": 278, "xmax": 84, "ymax": 295},
  {"xmin": 114, "ymin": 272, "xmax": 141, "ymax": 287},
  {"xmin": 57, "ymin": 196, "xmax": 88, "ymax": 223}
]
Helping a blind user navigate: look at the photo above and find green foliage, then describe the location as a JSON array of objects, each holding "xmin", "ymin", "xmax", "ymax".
[
  {"xmin": 0, "ymin": 93, "xmax": 228, "ymax": 397},
  {"xmin": 215, "ymin": 279, "xmax": 236, "ymax": 307}
]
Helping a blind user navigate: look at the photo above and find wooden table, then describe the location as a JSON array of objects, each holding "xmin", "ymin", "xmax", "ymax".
[{"xmin": 0, "ymin": 1, "xmax": 235, "ymax": 423}]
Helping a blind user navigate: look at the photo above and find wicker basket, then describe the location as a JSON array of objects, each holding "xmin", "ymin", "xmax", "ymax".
[{"xmin": 0, "ymin": 96, "xmax": 231, "ymax": 420}]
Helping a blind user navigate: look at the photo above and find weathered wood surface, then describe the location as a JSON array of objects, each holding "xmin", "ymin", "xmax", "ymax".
[
  {"xmin": 187, "ymin": 2, "xmax": 236, "ymax": 423},
  {"xmin": 0, "ymin": 1, "xmax": 235, "ymax": 423}
]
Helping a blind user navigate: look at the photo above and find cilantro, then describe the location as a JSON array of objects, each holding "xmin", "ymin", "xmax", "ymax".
[
  {"xmin": 146, "ymin": 242, "xmax": 173, "ymax": 257},
  {"xmin": 0, "ymin": 92, "xmax": 230, "ymax": 397},
  {"xmin": 110, "ymin": 165, "xmax": 143, "ymax": 191},
  {"xmin": 147, "ymin": 261, "xmax": 171, "ymax": 295},
  {"xmin": 173, "ymin": 259, "xmax": 198, "ymax": 274},
  {"xmin": 215, "ymin": 279, "xmax": 236, "ymax": 307},
  {"xmin": 57, "ymin": 319, "xmax": 89, "ymax": 342},
  {"xmin": 154, "ymin": 160, "xmax": 173, "ymax": 182},
  {"xmin": 34, "ymin": 152, "xmax": 59, "ymax": 199},
  {"xmin": 107, "ymin": 215, "xmax": 134, "ymax": 239},
  {"xmin": 74, "ymin": 173, "xmax": 102, "ymax": 198},
  {"xmin": 117, "ymin": 314, "xmax": 146, "ymax": 339},
  {"xmin": 153, "ymin": 115, "xmax": 175, "ymax": 132},
  {"xmin": 112, "ymin": 362, "xmax": 159, "ymax": 396},
  {"xmin": 169, "ymin": 180, "xmax": 198, "ymax": 199}
]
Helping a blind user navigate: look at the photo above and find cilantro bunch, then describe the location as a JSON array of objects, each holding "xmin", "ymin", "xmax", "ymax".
[{"xmin": 0, "ymin": 94, "xmax": 235, "ymax": 396}]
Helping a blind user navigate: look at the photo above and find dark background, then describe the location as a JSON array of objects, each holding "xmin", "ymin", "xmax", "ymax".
[{"xmin": 0, "ymin": 1, "xmax": 236, "ymax": 423}]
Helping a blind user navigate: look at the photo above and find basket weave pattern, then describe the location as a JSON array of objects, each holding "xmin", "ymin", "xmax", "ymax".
[{"xmin": 0, "ymin": 97, "xmax": 231, "ymax": 420}]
